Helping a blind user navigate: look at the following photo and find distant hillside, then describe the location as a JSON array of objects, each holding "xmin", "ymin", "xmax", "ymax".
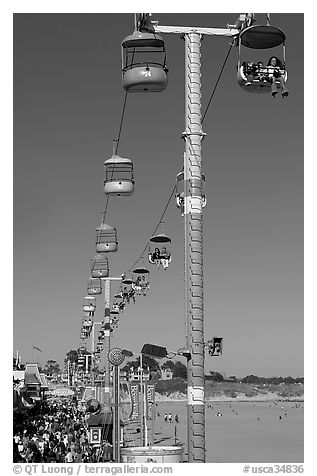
[{"xmin": 154, "ymin": 378, "xmax": 304, "ymax": 401}]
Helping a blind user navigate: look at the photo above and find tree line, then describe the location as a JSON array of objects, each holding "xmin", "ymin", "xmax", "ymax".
[{"xmin": 27, "ymin": 349, "xmax": 303, "ymax": 384}]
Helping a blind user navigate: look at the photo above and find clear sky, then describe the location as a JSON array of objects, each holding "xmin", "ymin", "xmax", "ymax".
[{"xmin": 12, "ymin": 11, "xmax": 304, "ymax": 377}]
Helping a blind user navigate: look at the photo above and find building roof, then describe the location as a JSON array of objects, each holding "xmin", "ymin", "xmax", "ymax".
[
  {"xmin": 25, "ymin": 373, "xmax": 41, "ymax": 385},
  {"xmin": 24, "ymin": 363, "xmax": 42, "ymax": 385}
]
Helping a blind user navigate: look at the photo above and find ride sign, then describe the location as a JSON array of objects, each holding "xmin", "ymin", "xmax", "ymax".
[
  {"xmin": 145, "ymin": 383, "xmax": 155, "ymax": 420},
  {"xmin": 129, "ymin": 382, "xmax": 140, "ymax": 421}
]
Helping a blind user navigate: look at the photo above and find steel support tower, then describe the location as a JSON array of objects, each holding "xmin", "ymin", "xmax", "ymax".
[{"xmin": 146, "ymin": 14, "xmax": 240, "ymax": 462}]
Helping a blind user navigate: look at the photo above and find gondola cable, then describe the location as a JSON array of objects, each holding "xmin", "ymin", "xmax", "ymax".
[
  {"xmin": 96, "ymin": 42, "xmax": 235, "ymax": 316},
  {"xmin": 102, "ymin": 91, "xmax": 129, "ymax": 223},
  {"xmin": 201, "ymin": 42, "xmax": 233, "ymax": 124}
]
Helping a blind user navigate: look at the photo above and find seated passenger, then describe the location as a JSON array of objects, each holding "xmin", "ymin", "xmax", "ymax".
[
  {"xmin": 122, "ymin": 287, "xmax": 130, "ymax": 303},
  {"xmin": 266, "ymin": 56, "xmax": 288, "ymax": 98},
  {"xmin": 140, "ymin": 275, "xmax": 150, "ymax": 296},
  {"xmin": 133, "ymin": 276, "xmax": 142, "ymax": 295},
  {"xmin": 128, "ymin": 287, "xmax": 136, "ymax": 304},
  {"xmin": 160, "ymin": 247, "xmax": 171, "ymax": 270},
  {"xmin": 149, "ymin": 247, "xmax": 161, "ymax": 268},
  {"xmin": 245, "ymin": 61, "xmax": 267, "ymax": 85}
]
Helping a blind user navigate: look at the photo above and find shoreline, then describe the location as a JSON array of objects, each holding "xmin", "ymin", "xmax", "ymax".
[{"xmin": 155, "ymin": 394, "xmax": 304, "ymax": 403}]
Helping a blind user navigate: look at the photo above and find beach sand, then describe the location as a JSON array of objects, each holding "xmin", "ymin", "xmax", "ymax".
[{"xmin": 150, "ymin": 400, "xmax": 304, "ymax": 463}]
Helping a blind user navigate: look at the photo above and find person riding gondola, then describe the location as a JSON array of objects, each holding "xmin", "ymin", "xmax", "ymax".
[
  {"xmin": 128, "ymin": 287, "xmax": 136, "ymax": 303},
  {"xmin": 245, "ymin": 61, "xmax": 266, "ymax": 85},
  {"xmin": 149, "ymin": 247, "xmax": 161, "ymax": 268},
  {"xmin": 266, "ymin": 56, "xmax": 288, "ymax": 98},
  {"xmin": 160, "ymin": 246, "xmax": 171, "ymax": 270},
  {"xmin": 133, "ymin": 276, "xmax": 142, "ymax": 295},
  {"xmin": 140, "ymin": 275, "xmax": 150, "ymax": 296}
]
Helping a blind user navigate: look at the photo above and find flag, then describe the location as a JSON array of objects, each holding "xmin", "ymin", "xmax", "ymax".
[{"xmin": 33, "ymin": 345, "xmax": 43, "ymax": 353}]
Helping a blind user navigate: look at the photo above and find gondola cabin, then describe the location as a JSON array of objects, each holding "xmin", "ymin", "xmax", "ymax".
[
  {"xmin": 176, "ymin": 171, "xmax": 206, "ymax": 211},
  {"xmin": 237, "ymin": 24, "xmax": 287, "ymax": 93},
  {"xmin": 91, "ymin": 253, "xmax": 109, "ymax": 278},
  {"xmin": 112, "ymin": 302, "xmax": 120, "ymax": 312},
  {"xmin": 82, "ymin": 320, "xmax": 91, "ymax": 332},
  {"xmin": 87, "ymin": 278, "xmax": 102, "ymax": 295},
  {"xmin": 121, "ymin": 31, "xmax": 168, "ymax": 92},
  {"xmin": 104, "ymin": 155, "xmax": 134, "ymax": 196},
  {"xmin": 133, "ymin": 266, "xmax": 150, "ymax": 281},
  {"xmin": 111, "ymin": 316, "xmax": 119, "ymax": 328},
  {"xmin": 96, "ymin": 224, "xmax": 118, "ymax": 253},
  {"xmin": 148, "ymin": 233, "xmax": 172, "ymax": 268},
  {"xmin": 83, "ymin": 296, "xmax": 96, "ymax": 314},
  {"xmin": 133, "ymin": 266, "xmax": 150, "ymax": 294}
]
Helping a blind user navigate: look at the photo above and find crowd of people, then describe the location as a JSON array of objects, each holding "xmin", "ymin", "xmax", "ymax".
[{"xmin": 13, "ymin": 399, "xmax": 113, "ymax": 463}]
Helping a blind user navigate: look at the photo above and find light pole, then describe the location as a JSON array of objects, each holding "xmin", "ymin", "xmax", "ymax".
[
  {"xmin": 102, "ymin": 277, "xmax": 122, "ymax": 406},
  {"xmin": 91, "ymin": 321, "xmax": 102, "ymax": 396},
  {"xmin": 108, "ymin": 347, "xmax": 126, "ymax": 463},
  {"xmin": 138, "ymin": 14, "xmax": 239, "ymax": 462}
]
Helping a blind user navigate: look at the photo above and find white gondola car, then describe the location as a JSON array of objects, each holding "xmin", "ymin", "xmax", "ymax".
[
  {"xmin": 237, "ymin": 24, "xmax": 287, "ymax": 94},
  {"xmin": 83, "ymin": 296, "xmax": 96, "ymax": 313},
  {"xmin": 91, "ymin": 253, "xmax": 109, "ymax": 278},
  {"xmin": 148, "ymin": 231, "xmax": 172, "ymax": 268},
  {"xmin": 104, "ymin": 154, "xmax": 134, "ymax": 196},
  {"xmin": 96, "ymin": 224, "xmax": 118, "ymax": 253},
  {"xmin": 122, "ymin": 31, "xmax": 168, "ymax": 92},
  {"xmin": 176, "ymin": 171, "xmax": 207, "ymax": 211},
  {"xmin": 87, "ymin": 278, "xmax": 102, "ymax": 295}
]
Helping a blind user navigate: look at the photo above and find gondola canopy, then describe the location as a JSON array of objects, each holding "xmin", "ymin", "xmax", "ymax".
[{"xmin": 240, "ymin": 25, "xmax": 286, "ymax": 49}]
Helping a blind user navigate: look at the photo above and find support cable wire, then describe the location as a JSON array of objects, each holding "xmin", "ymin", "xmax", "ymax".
[
  {"xmin": 126, "ymin": 182, "xmax": 177, "ymax": 274},
  {"xmin": 201, "ymin": 43, "xmax": 233, "ymax": 125},
  {"xmin": 102, "ymin": 91, "xmax": 129, "ymax": 223},
  {"xmin": 113, "ymin": 139, "xmax": 200, "ymax": 299},
  {"xmin": 99, "ymin": 43, "xmax": 233, "ymax": 309}
]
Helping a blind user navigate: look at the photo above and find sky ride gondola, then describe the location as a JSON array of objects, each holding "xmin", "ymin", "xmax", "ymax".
[
  {"xmin": 83, "ymin": 296, "xmax": 96, "ymax": 315},
  {"xmin": 91, "ymin": 253, "xmax": 109, "ymax": 278},
  {"xmin": 121, "ymin": 30, "xmax": 168, "ymax": 92},
  {"xmin": 82, "ymin": 318, "xmax": 93, "ymax": 331},
  {"xmin": 96, "ymin": 224, "xmax": 118, "ymax": 253},
  {"xmin": 87, "ymin": 277, "xmax": 102, "ymax": 295},
  {"xmin": 131, "ymin": 261, "xmax": 150, "ymax": 295},
  {"xmin": 237, "ymin": 19, "xmax": 287, "ymax": 94},
  {"xmin": 110, "ymin": 309, "xmax": 120, "ymax": 316},
  {"xmin": 175, "ymin": 171, "xmax": 207, "ymax": 213},
  {"xmin": 104, "ymin": 148, "xmax": 134, "ymax": 196},
  {"xmin": 148, "ymin": 223, "xmax": 172, "ymax": 269},
  {"xmin": 112, "ymin": 302, "xmax": 120, "ymax": 312}
]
